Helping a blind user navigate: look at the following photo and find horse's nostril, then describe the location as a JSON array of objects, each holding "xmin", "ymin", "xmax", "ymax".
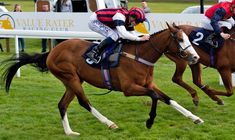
[{"xmin": 193, "ymin": 56, "xmax": 198, "ymax": 60}]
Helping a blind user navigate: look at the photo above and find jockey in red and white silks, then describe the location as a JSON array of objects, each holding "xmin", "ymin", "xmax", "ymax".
[
  {"xmin": 202, "ymin": 1, "xmax": 235, "ymax": 40},
  {"xmin": 87, "ymin": 7, "xmax": 150, "ymax": 64}
]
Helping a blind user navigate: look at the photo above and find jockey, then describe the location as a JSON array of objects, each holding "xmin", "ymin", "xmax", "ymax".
[
  {"xmin": 87, "ymin": 7, "xmax": 150, "ymax": 64},
  {"xmin": 202, "ymin": 0, "xmax": 235, "ymax": 41}
]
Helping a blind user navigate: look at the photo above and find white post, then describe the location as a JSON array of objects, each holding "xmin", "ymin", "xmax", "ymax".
[
  {"xmin": 15, "ymin": 35, "xmax": 20, "ymax": 77},
  {"xmin": 219, "ymin": 73, "xmax": 235, "ymax": 87}
]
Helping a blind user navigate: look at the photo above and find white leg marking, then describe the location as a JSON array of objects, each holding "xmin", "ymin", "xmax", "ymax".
[
  {"xmin": 62, "ymin": 112, "xmax": 80, "ymax": 135},
  {"xmin": 169, "ymin": 100, "xmax": 204, "ymax": 124},
  {"xmin": 91, "ymin": 106, "xmax": 118, "ymax": 129}
]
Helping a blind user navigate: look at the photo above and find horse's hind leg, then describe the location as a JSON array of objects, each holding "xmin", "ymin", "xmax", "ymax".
[
  {"xmin": 218, "ymin": 69, "xmax": 233, "ymax": 97},
  {"xmin": 58, "ymin": 89, "xmax": 80, "ymax": 135},
  {"xmin": 50, "ymin": 63, "xmax": 117, "ymax": 135},
  {"xmin": 66, "ymin": 78, "xmax": 118, "ymax": 130}
]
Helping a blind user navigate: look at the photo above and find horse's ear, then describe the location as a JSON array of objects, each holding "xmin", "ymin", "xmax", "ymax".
[
  {"xmin": 172, "ymin": 22, "xmax": 180, "ymax": 29},
  {"xmin": 166, "ymin": 22, "xmax": 173, "ymax": 32},
  {"xmin": 166, "ymin": 22, "xmax": 170, "ymax": 29}
]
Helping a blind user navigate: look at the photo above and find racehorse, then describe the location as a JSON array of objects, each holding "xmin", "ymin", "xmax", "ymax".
[
  {"xmin": 165, "ymin": 25, "xmax": 235, "ymax": 106},
  {"xmin": 0, "ymin": 23, "xmax": 202, "ymax": 136}
]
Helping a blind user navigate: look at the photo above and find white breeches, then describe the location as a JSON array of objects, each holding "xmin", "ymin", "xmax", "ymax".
[
  {"xmin": 88, "ymin": 13, "xmax": 119, "ymax": 41},
  {"xmin": 201, "ymin": 17, "xmax": 235, "ymax": 31}
]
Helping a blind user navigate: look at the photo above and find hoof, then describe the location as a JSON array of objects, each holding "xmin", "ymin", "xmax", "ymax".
[
  {"xmin": 194, "ymin": 118, "xmax": 204, "ymax": 124},
  {"xmin": 109, "ymin": 123, "xmax": 118, "ymax": 129},
  {"xmin": 65, "ymin": 131, "xmax": 80, "ymax": 136},
  {"xmin": 193, "ymin": 99, "xmax": 199, "ymax": 106},
  {"xmin": 217, "ymin": 100, "xmax": 224, "ymax": 105},
  {"xmin": 146, "ymin": 119, "xmax": 153, "ymax": 129}
]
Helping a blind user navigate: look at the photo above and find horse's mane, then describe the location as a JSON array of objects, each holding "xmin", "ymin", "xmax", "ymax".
[
  {"xmin": 122, "ymin": 29, "xmax": 168, "ymax": 46},
  {"xmin": 150, "ymin": 29, "xmax": 167, "ymax": 38}
]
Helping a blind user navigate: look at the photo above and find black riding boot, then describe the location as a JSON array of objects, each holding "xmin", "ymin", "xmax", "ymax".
[{"xmin": 87, "ymin": 37, "xmax": 115, "ymax": 63}]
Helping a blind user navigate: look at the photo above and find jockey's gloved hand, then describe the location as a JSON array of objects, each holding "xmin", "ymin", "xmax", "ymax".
[
  {"xmin": 139, "ymin": 34, "xmax": 150, "ymax": 41},
  {"xmin": 220, "ymin": 32, "xmax": 230, "ymax": 40}
]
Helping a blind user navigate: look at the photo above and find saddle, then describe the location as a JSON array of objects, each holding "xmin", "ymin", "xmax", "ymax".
[
  {"xmin": 83, "ymin": 39, "xmax": 124, "ymax": 90},
  {"xmin": 84, "ymin": 39, "xmax": 123, "ymax": 68}
]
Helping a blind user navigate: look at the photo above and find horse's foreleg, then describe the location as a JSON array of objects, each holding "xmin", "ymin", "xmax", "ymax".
[
  {"xmin": 58, "ymin": 90, "xmax": 80, "ymax": 135},
  {"xmin": 169, "ymin": 100, "xmax": 204, "ymax": 124},
  {"xmin": 123, "ymin": 84, "xmax": 158, "ymax": 129},
  {"xmin": 172, "ymin": 61, "xmax": 199, "ymax": 105},
  {"xmin": 166, "ymin": 54, "xmax": 199, "ymax": 105},
  {"xmin": 145, "ymin": 90, "xmax": 158, "ymax": 129},
  {"xmin": 90, "ymin": 106, "xmax": 118, "ymax": 129},
  {"xmin": 152, "ymin": 84, "xmax": 204, "ymax": 124},
  {"xmin": 190, "ymin": 64, "xmax": 224, "ymax": 105}
]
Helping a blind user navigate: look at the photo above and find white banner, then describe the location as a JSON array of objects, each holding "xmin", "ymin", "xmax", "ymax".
[
  {"xmin": 0, "ymin": 12, "xmax": 206, "ymax": 35},
  {"xmin": 145, "ymin": 13, "xmax": 206, "ymax": 33},
  {"xmin": 0, "ymin": 12, "xmax": 92, "ymax": 32}
]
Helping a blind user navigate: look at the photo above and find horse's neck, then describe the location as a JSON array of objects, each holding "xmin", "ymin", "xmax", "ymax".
[{"xmin": 122, "ymin": 31, "xmax": 169, "ymax": 64}]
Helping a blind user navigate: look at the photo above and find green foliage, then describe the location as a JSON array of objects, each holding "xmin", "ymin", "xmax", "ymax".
[{"xmin": 0, "ymin": 1, "xmax": 235, "ymax": 140}]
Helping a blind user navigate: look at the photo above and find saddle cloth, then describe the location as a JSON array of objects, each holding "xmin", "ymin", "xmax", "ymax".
[{"xmin": 188, "ymin": 27, "xmax": 224, "ymax": 54}]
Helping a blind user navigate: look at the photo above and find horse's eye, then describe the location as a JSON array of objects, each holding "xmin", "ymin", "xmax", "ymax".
[{"xmin": 177, "ymin": 38, "xmax": 184, "ymax": 42}]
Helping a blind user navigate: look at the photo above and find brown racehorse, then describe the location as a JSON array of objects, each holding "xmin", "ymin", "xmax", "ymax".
[
  {"xmin": 165, "ymin": 25, "xmax": 235, "ymax": 106},
  {"xmin": 0, "ymin": 23, "xmax": 202, "ymax": 136}
]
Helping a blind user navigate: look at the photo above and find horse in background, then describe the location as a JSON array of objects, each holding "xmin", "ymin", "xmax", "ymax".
[
  {"xmin": 0, "ymin": 23, "xmax": 202, "ymax": 136},
  {"xmin": 165, "ymin": 25, "xmax": 235, "ymax": 106}
]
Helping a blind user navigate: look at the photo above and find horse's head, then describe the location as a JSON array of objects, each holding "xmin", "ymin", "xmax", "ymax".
[{"xmin": 166, "ymin": 22, "xmax": 199, "ymax": 65}]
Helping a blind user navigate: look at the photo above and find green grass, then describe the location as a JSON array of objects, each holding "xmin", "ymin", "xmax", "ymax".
[
  {"xmin": 1, "ymin": 1, "xmax": 235, "ymax": 140},
  {"xmin": 1, "ymin": 53, "xmax": 235, "ymax": 140}
]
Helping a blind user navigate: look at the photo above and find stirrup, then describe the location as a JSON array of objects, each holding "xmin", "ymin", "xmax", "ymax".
[
  {"xmin": 205, "ymin": 33, "xmax": 219, "ymax": 48},
  {"xmin": 206, "ymin": 40, "xmax": 218, "ymax": 48},
  {"xmin": 211, "ymin": 41, "xmax": 218, "ymax": 48},
  {"xmin": 90, "ymin": 55, "xmax": 101, "ymax": 64},
  {"xmin": 86, "ymin": 50, "xmax": 102, "ymax": 64}
]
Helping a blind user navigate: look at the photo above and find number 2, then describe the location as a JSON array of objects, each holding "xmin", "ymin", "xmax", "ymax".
[{"xmin": 192, "ymin": 32, "xmax": 204, "ymax": 45}]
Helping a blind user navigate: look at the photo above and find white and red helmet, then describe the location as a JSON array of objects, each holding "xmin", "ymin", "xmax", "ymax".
[{"xmin": 129, "ymin": 7, "xmax": 146, "ymax": 23}]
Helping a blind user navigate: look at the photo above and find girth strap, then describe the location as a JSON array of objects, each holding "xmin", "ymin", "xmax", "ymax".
[
  {"xmin": 99, "ymin": 51, "xmax": 155, "ymax": 90},
  {"xmin": 101, "ymin": 66, "xmax": 113, "ymax": 90}
]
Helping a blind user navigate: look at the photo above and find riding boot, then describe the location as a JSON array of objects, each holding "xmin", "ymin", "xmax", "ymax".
[{"xmin": 87, "ymin": 37, "xmax": 115, "ymax": 63}]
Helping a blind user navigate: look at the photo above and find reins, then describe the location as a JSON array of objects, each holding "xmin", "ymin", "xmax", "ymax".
[{"xmin": 229, "ymin": 32, "xmax": 235, "ymax": 41}]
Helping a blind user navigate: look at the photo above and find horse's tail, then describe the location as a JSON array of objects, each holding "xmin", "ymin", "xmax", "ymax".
[{"xmin": 0, "ymin": 52, "xmax": 49, "ymax": 93}]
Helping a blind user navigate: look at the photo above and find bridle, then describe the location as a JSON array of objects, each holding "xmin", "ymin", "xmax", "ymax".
[
  {"xmin": 170, "ymin": 29, "xmax": 192, "ymax": 58},
  {"xmin": 149, "ymin": 28, "xmax": 191, "ymax": 58}
]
